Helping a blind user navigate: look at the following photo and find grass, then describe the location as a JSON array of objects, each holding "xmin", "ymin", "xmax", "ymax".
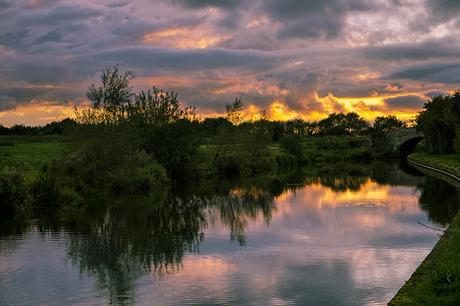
[
  {"xmin": 390, "ymin": 153, "xmax": 460, "ymax": 305},
  {"xmin": 409, "ymin": 153, "xmax": 460, "ymax": 177},
  {"xmin": 0, "ymin": 136, "xmax": 68, "ymax": 173}
]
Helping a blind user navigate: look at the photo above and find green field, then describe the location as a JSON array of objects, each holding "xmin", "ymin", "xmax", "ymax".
[
  {"xmin": 0, "ymin": 136, "xmax": 68, "ymax": 172},
  {"xmin": 390, "ymin": 153, "xmax": 460, "ymax": 306}
]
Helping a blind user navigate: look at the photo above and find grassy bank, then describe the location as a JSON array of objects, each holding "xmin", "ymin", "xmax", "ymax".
[
  {"xmin": 390, "ymin": 153, "xmax": 460, "ymax": 306},
  {"xmin": 0, "ymin": 136, "xmax": 68, "ymax": 173}
]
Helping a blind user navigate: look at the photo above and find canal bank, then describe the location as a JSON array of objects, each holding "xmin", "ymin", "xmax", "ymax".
[{"xmin": 389, "ymin": 153, "xmax": 460, "ymax": 306}]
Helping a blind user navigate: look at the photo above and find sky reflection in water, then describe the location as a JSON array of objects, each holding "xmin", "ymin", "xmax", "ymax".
[{"xmin": 0, "ymin": 163, "xmax": 458, "ymax": 306}]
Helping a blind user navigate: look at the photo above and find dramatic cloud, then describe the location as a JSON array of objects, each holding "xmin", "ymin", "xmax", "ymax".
[
  {"xmin": 383, "ymin": 95, "xmax": 427, "ymax": 110},
  {"xmin": 0, "ymin": 0, "xmax": 459, "ymax": 125},
  {"xmin": 263, "ymin": 0, "xmax": 372, "ymax": 39},
  {"xmin": 386, "ymin": 63, "xmax": 460, "ymax": 83}
]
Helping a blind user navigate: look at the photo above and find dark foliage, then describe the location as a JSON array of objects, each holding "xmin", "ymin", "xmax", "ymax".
[
  {"xmin": 0, "ymin": 168, "xmax": 28, "ymax": 215},
  {"xmin": 416, "ymin": 92, "xmax": 460, "ymax": 154}
]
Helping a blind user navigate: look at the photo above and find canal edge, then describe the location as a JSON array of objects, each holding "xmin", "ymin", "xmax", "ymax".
[{"xmin": 389, "ymin": 154, "xmax": 460, "ymax": 305}]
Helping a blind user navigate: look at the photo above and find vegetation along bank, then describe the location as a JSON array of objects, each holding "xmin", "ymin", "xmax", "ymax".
[{"xmin": 390, "ymin": 91, "xmax": 460, "ymax": 306}]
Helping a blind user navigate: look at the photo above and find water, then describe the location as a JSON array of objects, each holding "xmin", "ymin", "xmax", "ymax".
[{"xmin": 1, "ymin": 162, "xmax": 459, "ymax": 306}]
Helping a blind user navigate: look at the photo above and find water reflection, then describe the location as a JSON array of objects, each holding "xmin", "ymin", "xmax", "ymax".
[{"xmin": 0, "ymin": 162, "xmax": 459, "ymax": 305}]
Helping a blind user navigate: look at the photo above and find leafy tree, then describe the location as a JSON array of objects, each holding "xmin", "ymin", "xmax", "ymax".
[
  {"xmin": 344, "ymin": 112, "xmax": 370, "ymax": 135},
  {"xmin": 0, "ymin": 125, "xmax": 9, "ymax": 135},
  {"xmin": 446, "ymin": 92, "xmax": 460, "ymax": 153},
  {"xmin": 87, "ymin": 66, "xmax": 134, "ymax": 111},
  {"xmin": 200, "ymin": 117, "xmax": 232, "ymax": 137},
  {"xmin": 271, "ymin": 121, "xmax": 285, "ymax": 141},
  {"xmin": 130, "ymin": 87, "xmax": 194, "ymax": 127},
  {"xmin": 317, "ymin": 112, "xmax": 369, "ymax": 136},
  {"xmin": 373, "ymin": 115, "xmax": 406, "ymax": 132},
  {"xmin": 416, "ymin": 94, "xmax": 456, "ymax": 154},
  {"xmin": 226, "ymin": 97, "xmax": 243, "ymax": 125}
]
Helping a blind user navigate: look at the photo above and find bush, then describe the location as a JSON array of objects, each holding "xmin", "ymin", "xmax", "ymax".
[
  {"xmin": 275, "ymin": 152, "xmax": 298, "ymax": 168},
  {"xmin": 30, "ymin": 170, "xmax": 82, "ymax": 211},
  {"xmin": 280, "ymin": 136, "xmax": 304, "ymax": 160},
  {"xmin": 142, "ymin": 120, "xmax": 200, "ymax": 181},
  {"xmin": 109, "ymin": 151, "xmax": 169, "ymax": 195},
  {"xmin": 0, "ymin": 168, "xmax": 28, "ymax": 214},
  {"xmin": 215, "ymin": 155, "xmax": 242, "ymax": 178}
]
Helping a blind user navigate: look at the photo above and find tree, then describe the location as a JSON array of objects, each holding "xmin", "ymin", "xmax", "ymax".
[
  {"xmin": 344, "ymin": 112, "xmax": 370, "ymax": 135},
  {"xmin": 226, "ymin": 97, "xmax": 243, "ymax": 125},
  {"xmin": 416, "ymin": 94, "xmax": 455, "ymax": 154},
  {"xmin": 0, "ymin": 125, "xmax": 9, "ymax": 135},
  {"xmin": 373, "ymin": 115, "xmax": 406, "ymax": 132},
  {"xmin": 130, "ymin": 87, "xmax": 194, "ymax": 127},
  {"xmin": 317, "ymin": 112, "xmax": 369, "ymax": 136},
  {"xmin": 446, "ymin": 92, "xmax": 460, "ymax": 153},
  {"xmin": 86, "ymin": 65, "xmax": 134, "ymax": 123}
]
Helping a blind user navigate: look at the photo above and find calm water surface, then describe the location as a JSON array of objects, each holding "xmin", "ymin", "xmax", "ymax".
[{"xmin": 1, "ymin": 162, "xmax": 459, "ymax": 306}]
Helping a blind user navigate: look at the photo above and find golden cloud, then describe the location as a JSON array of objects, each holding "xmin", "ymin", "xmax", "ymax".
[{"xmin": 143, "ymin": 27, "xmax": 232, "ymax": 49}]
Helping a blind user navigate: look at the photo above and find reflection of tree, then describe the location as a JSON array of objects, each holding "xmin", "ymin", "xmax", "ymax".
[
  {"xmin": 418, "ymin": 177, "xmax": 460, "ymax": 226},
  {"xmin": 210, "ymin": 187, "xmax": 275, "ymax": 245},
  {"xmin": 314, "ymin": 176, "xmax": 369, "ymax": 192},
  {"xmin": 297, "ymin": 163, "xmax": 372, "ymax": 192},
  {"xmin": 0, "ymin": 216, "xmax": 28, "ymax": 255},
  {"xmin": 65, "ymin": 197, "xmax": 207, "ymax": 304}
]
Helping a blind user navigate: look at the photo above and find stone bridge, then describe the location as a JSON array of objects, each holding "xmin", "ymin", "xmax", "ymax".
[{"xmin": 387, "ymin": 127, "xmax": 424, "ymax": 155}]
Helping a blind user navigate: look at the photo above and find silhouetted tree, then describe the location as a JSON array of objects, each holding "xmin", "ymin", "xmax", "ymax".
[
  {"xmin": 373, "ymin": 115, "xmax": 406, "ymax": 132},
  {"xmin": 226, "ymin": 97, "xmax": 243, "ymax": 125},
  {"xmin": 416, "ymin": 93, "xmax": 458, "ymax": 154}
]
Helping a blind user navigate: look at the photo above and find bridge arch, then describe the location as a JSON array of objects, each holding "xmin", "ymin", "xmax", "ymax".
[
  {"xmin": 387, "ymin": 128, "xmax": 424, "ymax": 157},
  {"xmin": 397, "ymin": 136, "xmax": 424, "ymax": 156}
]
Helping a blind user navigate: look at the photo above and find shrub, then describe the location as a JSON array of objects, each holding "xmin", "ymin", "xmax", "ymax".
[
  {"xmin": 0, "ymin": 168, "xmax": 28, "ymax": 214},
  {"xmin": 215, "ymin": 155, "xmax": 242, "ymax": 178},
  {"xmin": 30, "ymin": 170, "xmax": 82, "ymax": 211},
  {"xmin": 109, "ymin": 151, "xmax": 169, "ymax": 195},
  {"xmin": 280, "ymin": 136, "xmax": 304, "ymax": 161}
]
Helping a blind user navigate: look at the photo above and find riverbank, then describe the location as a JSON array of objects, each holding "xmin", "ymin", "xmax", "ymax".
[{"xmin": 389, "ymin": 153, "xmax": 460, "ymax": 306}]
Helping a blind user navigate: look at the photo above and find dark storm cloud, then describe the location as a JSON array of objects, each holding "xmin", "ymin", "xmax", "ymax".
[
  {"xmin": 383, "ymin": 95, "xmax": 426, "ymax": 110},
  {"xmin": 175, "ymin": 0, "xmax": 241, "ymax": 9},
  {"xmin": 19, "ymin": 3, "xmax": 103, "ymax": 26},
  {"xmin": 0, "ymin": 0, "xmax": 11, "ymax": 9},
  {"xmin": 34, "ymin": 30, "xmax": 63, "ymax": 44},
  {"xmin": 262, "ymin": 0, "xmax": 372, "ymax": 39},
  {"xmin": 0, "ymin": 95, "xmax": 17, "ymax": 111},
  {"xmin": 424, "ymin": 90, "xmax": 448, "ymax": 98},
  {"xmin": 387, "ymin": 63, "xmax": 460, "ymax": 83},
  {"xmin": 0, "ymin": 30, "xmax": 30, "ymax": 50},
  {"xmin": 0, "ymin": 85, "xmax": 81, "ymax": 111},
  {"xmin": 264, "ymin": 68, "xmax": 326, "ymax": 111},
  {"xmin": 362, "ymin": 40, "xmax": 460, "ymax": 60},
  {"xmin": 427, "ymin": 0, "xmax": 460, "ymax": 18},
  {"xmin": 85, "ymin": 47, "xmax": 285, "ymax": 72},
  {"xmin": 7, "ymin": 61, "xmax": 72, "ymax": 83}
]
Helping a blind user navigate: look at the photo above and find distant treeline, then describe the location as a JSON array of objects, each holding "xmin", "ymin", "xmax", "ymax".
[
  {"xmin": 0, "ymin": 118, "xmax": 77, "ymax": 136},
  {"xmin": 0, "ymin": 108, "xmax": 406, "ymax": 140}
]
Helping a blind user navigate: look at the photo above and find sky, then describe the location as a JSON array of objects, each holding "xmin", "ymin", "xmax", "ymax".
[{"xmin": 0, "ymin": 0, "xmax": 460, "ymax": 126}]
